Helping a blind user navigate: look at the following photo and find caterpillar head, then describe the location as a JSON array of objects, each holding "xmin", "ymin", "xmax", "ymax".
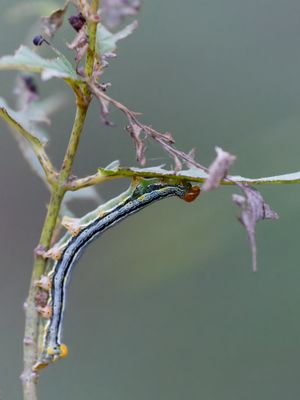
[{"xmin": 182, "ymin": 185, "xmax": 201, "ymax": 202}]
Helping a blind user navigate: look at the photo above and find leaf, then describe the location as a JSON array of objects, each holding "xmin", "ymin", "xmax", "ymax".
[
  {"xmin": 0, "ymin": 97, "xmax": 45, "ymax": 143},
  {"xmin": 99, "ymin": 165, "xmax": 208, "ymax": 181},
  {"xmin": 97, "ymin": 164, "xmax": 300, "ymax": 186},
  {"xmin": 99, "ymin": 96, "xmax": 115, "ymax": 126},
  {"xmin": 126, "ymin": 117, "xmax": 146, "ymax": 165},
  {"xmin": 0, "ymin": 94, "xmax": 62, "ymax": 181},
  {"xmin": 62, "ymin": 187, "xmax": 102, "ymax": 217},
  {"xmin": 232, "ymin": 185, "xmax": 279, "ymax": 272},
  {"xmin": 41, "ymin": 0, "xmax": 71, "ymax": 37},
  {"xmin": 0, "ymin": 46, "xmax": 78, "ymax": 81},
  {"xmin": 230, "ymin": 171, "xmax": 300, "ymax": 185},
  {"xmin": 96, "ymin": 21, "xmax": 138, "ymax": 56},
  {"xmin": 203, "ymin": 147, "xmax": 236, "ymax": 191},
  {"xmin": 104, "ymin": 160, "xmax": 121, "ymax": 171},
  {"xmin": 67, "ymin": 28, "xmax": 89, "ymax": 64},
  {"xmin": 101, "ymin": 0, "xmax": 141, "ymax": 29}
]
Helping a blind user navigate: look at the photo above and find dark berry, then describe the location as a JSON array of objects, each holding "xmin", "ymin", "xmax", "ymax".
[
  {"xmin": 68, "ymin": 13, "xmax": 86, "ymax": 32},
  {"xmin": 33, "ymin": 35, "xmax": 45, "ymax": 46}
]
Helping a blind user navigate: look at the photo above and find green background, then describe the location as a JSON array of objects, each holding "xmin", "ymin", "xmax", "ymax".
[{"xmin": 1, "ymin": 0, "xmax": 300, "ymax": 399}]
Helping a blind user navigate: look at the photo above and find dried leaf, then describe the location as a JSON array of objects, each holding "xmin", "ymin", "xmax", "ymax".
[
  {"xmin": 182, "ymin": 148, "xmax": 197, "ymax": 169},
  {"xmin": 41, "ymin": 1, "xmax": 71, "ymax": 37},
  {"xmin": 67, "ymin": 28, "xmax": 89, "ymax": 64},
  {"xmin": 203, "ymin": 147, "xmax": 236, "ymax": 191},
  {"xmin": 173, "ymin": 154, "xmax": 182, "ymax": 171},
  {"xmin": 163, "ymin": 131, "xmax": 175, "ymax": 144},
  {"xmin": 101, "ymin": 0, "xmax": 141, "ymax": 29},
  {"xmin": 232, "ymin": 185, "xmax": 279, "ymax": 272},
  {"xmin": 99, "ymin": 97, "xmax": 115, "ymax": 126},
  {"xmin": 126, "ymin": 118, "xmax": 146, "ymax": 165}
]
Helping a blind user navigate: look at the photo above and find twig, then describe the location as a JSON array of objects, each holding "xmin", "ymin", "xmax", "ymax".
[{"xmin": 87, "ymin": 81, "xmax": 209, "ymax": 172}]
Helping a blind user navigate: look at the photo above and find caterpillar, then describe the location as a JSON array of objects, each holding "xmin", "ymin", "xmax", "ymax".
[{"xmin": 33, "ymin": 179, "xmax": 200, "ymax": 370}]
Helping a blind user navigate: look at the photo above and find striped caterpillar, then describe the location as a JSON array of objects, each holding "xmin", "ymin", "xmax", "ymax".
[{"xmin": 33, "ymin": 179, "xmax": 200, "ymax": 370}]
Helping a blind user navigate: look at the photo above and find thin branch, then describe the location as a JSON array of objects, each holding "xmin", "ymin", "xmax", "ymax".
[
  {"xmin": 66, "ymin": 169, "xmax": 117, "ymax": 190},
  {"xmin": 66, "ymin": 165, "xmax": 300, "ymax": 192},
  {"xmin": 87, "ymin": 81, "xmax": 209, "ymax": 172}
]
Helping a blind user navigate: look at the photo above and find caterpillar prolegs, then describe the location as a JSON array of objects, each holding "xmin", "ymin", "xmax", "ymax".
[{"xmin": 33, "ymin": 179, "xmax": 200, "ymax": 370}]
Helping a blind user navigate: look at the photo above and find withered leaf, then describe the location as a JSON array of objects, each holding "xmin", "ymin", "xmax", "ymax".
[
  {"xmin": 99, "ymin": 96, "xmax": 115, "ymax": 126},
  {"xmin": 203, "ymin": 146, "xmax": 236, "ymax": 191},
  {"xmin": 67, "ymin": 28, "xmax": 89, "ymax": 64},
  {"xmin": 232, "ymin": 185, "xmax": 279, "ymax": 272},
  {"xmin": 41, "ymin": 1, "xmax": 71, "ymax": 37},
  {"xmin": 102, "ymin": 0, "xmax": 141, "ymax": 29},
  {"xmin": 173, "ymin": 154, "xmax": 182, "ymax": 171},
  {"xmin": 126, "ymin": 118, "xmax": 146, "ymax": 166}
]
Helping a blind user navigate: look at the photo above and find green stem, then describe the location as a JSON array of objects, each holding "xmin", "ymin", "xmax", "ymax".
[
  {"xmin": 21, "ymin": 189, "xmax": 64, "ymax": 400},
  {"xmin": 21, "ymin": 89, "xmax": 91, "ymax": 400},
  {"xmin": 82, "ymin": 0, "xmax": 100, "ymax": 100},
  {"xmin": 60, "ymin": 105, "xmax": 88, "ymax": 180},
  {"xmin": 21, "ymin": 2, "xmax": 99, "ymax": 399},
  {"xmin": 66, "ymin": 165, "xmax": 300, "ymax": 192}
]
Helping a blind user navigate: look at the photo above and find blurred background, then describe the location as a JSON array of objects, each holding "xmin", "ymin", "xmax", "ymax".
[{"xmin": 1, "ymin": 0, "xmax": 300, "ymax": 399}]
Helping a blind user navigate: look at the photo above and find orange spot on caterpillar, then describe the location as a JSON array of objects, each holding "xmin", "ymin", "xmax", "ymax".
[
  {"xmin": 183, "ymin": 185, "xmax": 201, "ymax": 203},
  {"xmin": 47, "ymin": 347, "xmax": 56, "ymax": 356}
]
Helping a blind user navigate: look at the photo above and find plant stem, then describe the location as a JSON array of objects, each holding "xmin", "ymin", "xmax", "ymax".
[
  {"xmin": 21, "ymin": 103, "xmax": 88, "ymax": 399},
  {"xmin": 85, "ymin": 0, "xmax": 99, "ymax": 78},
  {"xmin": 21, "ymin": 190, "xmax": 64, "ymax": 400},
  {"xmin": 22, "ymin": 2, "xmax": 99, "ymax": 398},
  {"xmin": 66, "ymin": 168, "xmax": 300, "ymax": 191}
]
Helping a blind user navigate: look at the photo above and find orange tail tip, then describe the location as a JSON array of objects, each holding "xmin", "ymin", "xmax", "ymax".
[
  {"xmin": 183, "ymin": 185, "xmax": 201, "ymax": 203},
  {"xmin": 59, "ymin": 343, "xmax": 69, "ymax": 359}
]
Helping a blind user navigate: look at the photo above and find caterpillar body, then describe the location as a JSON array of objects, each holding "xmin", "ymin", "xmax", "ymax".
[{"xmin": 34, "ymin": 180, "xmax": 200, "ymax": 370}]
